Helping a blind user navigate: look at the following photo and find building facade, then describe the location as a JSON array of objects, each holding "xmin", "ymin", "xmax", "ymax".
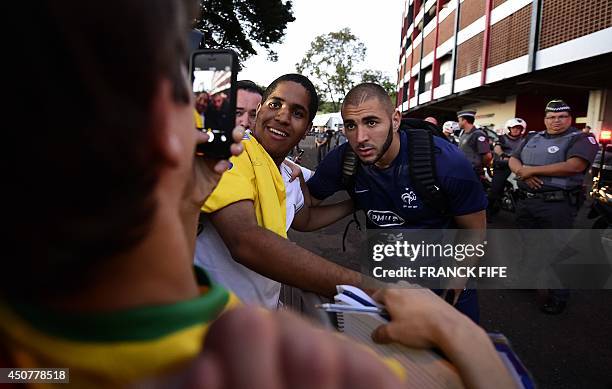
[{"xmin": 396, "ymin": 0, "xmax": 612, "ymax": 135}]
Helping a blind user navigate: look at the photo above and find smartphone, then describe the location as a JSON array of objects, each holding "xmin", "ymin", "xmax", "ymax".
[{"xmin": 190, "ymin": 49, "xmax": 238, "ymax": 159}]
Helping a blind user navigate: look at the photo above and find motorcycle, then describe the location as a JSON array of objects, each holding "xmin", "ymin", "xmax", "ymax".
[
  {"xmin": 588, "ymin": 141, "xmax": 612, "ymax": 228},
  {"xmin": 483, "ymin": 163, "xmax": 520, "ymax": 214}
]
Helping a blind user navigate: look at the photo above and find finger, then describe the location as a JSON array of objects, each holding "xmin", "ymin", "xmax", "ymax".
[
  {"xmin": 371, "ymin": 288, "xmax": 386, "ymax": 303},
  {"xmin": 213, "ymin": 160, "xmax": 230, "ymax": 174},
  {"xmin": 183, "ymin": 353, "xmax": 223, "ymax": 389},
  {"xmin": 232, "ymin": 126, "xmax": 245, "ymax": 142},
  {"xmin": 337, "ymin": 337, "xmax": 403, "ymax": 389},
  {"xmin": 230, "ymin": 142, "xmax": 243, "ymax": 156},
  {"xmin": 371, "ymin": 323, "xmax": 398, "ymax": 344},
  {"xmin": 275, "ymin": 311, "xmax": 341, "ymax": 389},
  {"xmin": 204, "ymin": 308, "xmax": 282, "ymax": 389},
  {"xmin": 196, "ymin": 130, "xmax": 210, "ymax": 144}
]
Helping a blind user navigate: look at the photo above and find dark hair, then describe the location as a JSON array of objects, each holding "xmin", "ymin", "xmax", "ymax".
[
  {"xmin": 342, "ymin": 83, "xmax": 393, "ymax": 114},
  {"xmin": 237, "ymin": 80, "xmax": 264, "ymax": 97},
  {"xmin": 262, "ymin": 74, "xmax": 319, "ymax": 122},
  {"xmin": 461, "ymin": 116, "xmax": 476, "ymax": 125},
  {"xmin": 5, "ymin": 0, "xmax": 195, "ymax": 300}
]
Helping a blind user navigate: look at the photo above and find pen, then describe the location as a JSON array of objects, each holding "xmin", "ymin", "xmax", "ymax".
[
  {"xmin": 341, "ymin": 289, "xmax": 376, "ymax": 307},
  {"xmin": 316, "ymin": 303, "xmax": 391, "ymax": 320}
]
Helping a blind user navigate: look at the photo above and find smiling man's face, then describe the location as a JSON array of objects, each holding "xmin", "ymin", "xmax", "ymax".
[{"xmin": 253, "ymin": 81, "xmax": 311, "ymax": 162}]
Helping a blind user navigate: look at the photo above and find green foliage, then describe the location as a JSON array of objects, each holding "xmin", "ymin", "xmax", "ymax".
[
  {"xmin": 297, "ymin": 28, "xmax": 397, "ymax": 110},
  {"xmin": 361, "ymin": 69, "xmax": 397, "ymax": 104},
  {"xmin": 317, "ymin": 101, "xmax": 338, "ymax": 114},
  {"xmin": 296, "ymin": 28, "xmax": 366, "ymax": 111},
  {"xmin": 195, "ymin": 0, "xmax": 295, "ymax": 61}
]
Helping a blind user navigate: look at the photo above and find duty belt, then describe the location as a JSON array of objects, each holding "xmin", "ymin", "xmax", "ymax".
[{"xmin": 518, "ymin": 190, "xmax": 567, "ymax": 200}]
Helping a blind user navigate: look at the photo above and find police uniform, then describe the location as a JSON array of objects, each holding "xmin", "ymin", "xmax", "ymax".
[
  {"xmin": 457, "ymin": 110, "xmax": 490, "ymax": 175},
  {"xmin": 316, "ymin": 130, "xmax": 328, "ymax": 163},
  {"xmin": 513, "ymin": 130, "xmax": 597, "ymax": 227},
  {"xmin": 489, "ymin": 134, "xmax": 523, "ymax": 213},
  {"xmin": 511, "ymin": 100, "xmax": 598, "ymax": 314}
]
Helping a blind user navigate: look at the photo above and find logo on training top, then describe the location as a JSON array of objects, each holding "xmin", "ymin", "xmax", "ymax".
[
  {"xmin": 401, "ymin": 188, "xmax": 418, "ymax": 209},
  {"xmin": 588, "ymin": 137, "xmax": 597, "ymax": 145},
  {"xmin": 547, "ymin": 146, "xmax": 560, "ymax": 154},
  {"xmin": 367, "ymin": 210, "xmax": 405, "ymax": 227},
  {"xmin": 478, "ymin": 136, "xmax": 486, "ymax": 142}
]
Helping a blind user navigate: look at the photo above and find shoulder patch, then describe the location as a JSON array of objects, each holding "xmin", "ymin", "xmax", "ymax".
[
  {"xmin": 588, "ymin": 136, "xmax": 597, "ymax": 145},
  {"xmin": 478, "ymin": 136, "xmax": 486, "ymax": 142}
]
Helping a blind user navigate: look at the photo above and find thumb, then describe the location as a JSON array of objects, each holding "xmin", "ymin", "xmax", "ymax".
[{"xmin": 371, "ymin": 323, "xmax": 397, "ymax": 344}]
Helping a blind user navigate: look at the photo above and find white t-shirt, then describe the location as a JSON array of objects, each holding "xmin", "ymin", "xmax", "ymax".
[{"xmin": 194, "ymin": 161, "xmax": 313, "ymax": 309}]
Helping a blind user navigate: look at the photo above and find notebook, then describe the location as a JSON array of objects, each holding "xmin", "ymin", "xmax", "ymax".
[
  {"xmin": 334, "ymin": 285, "xmax": 464, "ymax": 389},
  {"xmin": 333, "ymin": 286, "xmax": 534, "ymax": 389}
]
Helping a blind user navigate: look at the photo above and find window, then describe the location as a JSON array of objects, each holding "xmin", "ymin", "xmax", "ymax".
[
  {"xmin": 419, "ymin": 67, "xmax": 433, "ymax": 94},
  {"xmin": 438, "ymin": 55, "xmax": 452, "ymax": 86},
  {"xmin": 407, "ymin": 4, "xmax": 414, "ymax": 25},
  {"xmin": 424, "ymin": 4, "xmax": 436, "ymax": 27}
]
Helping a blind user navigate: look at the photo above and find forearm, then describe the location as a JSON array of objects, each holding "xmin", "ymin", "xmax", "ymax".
[
  {"xmin": 293, "ymin": 200, "xmax": 354, "ymax": 232},
  {"xmin": 508, "ymin": 157, "xmax": 522, "ymax": 174},
  {"xmin": 527, "ymin": 161, "xmax": 584, "ymax": 177},
  {"xmin": 231, "ymin": 227, "xmax": 362, "ymax": 297},
  {"xmin": 299, "ymin": 175, "xmax": 324, "ymax": 207},
  {"xmin": 435, "ymin": 314, "xmax": 516, "ymax": 389}
]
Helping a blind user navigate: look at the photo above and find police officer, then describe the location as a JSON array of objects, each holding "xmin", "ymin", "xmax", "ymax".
[
  {"xmin": 457, "ymin": 110, "xmax": 493, "ymax": 179},
  {"xmin": 509, "ymin": 100, "xmax": 598, "ymax": 314},
  {"xmin": 442, "ymin": 120, "xmax": 459, "ymax": 145},
  {"xmin": 488, "ymin": 118, "xmax": 527, "ymax": 216}
]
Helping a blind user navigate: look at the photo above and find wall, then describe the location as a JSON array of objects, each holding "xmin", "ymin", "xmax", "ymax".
[
  {"xmin": 463, "ymin": 96, "xmax": 517, "ymax": 130},
  {"xmin": 515, "ymin": 91, "xmax": 590, "ymax": 132}
]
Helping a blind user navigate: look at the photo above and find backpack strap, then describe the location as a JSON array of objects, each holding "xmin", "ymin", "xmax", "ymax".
[
  {"xmin": 341, "ymin": 146, "xmax": 362, "ymax": 251},
  {"xmin": 405, "ymin": 128, "xmax": 450, "ymax": 216},
  {"xmin": 341, "ymin": 146, "xmax": 359, "ymax": 193}
]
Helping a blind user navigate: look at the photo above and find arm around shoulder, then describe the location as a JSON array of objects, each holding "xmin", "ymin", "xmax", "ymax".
[{"xmin": 209, "ymin": 200, "xmax": 362, "ymax": 297}]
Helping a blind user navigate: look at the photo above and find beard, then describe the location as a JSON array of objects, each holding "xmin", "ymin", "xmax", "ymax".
[{"xmin": 360, "ymin": 124, "xmax": 394, "ymax": 166}]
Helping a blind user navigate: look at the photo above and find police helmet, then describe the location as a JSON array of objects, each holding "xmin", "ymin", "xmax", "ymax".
[
  {"xmin": 504, "ymin": 118, "xmax": 527, "ymax": 135},
  {"xmin": 442, "ymin": 121, "xmax": 459, "ymax": 134}
]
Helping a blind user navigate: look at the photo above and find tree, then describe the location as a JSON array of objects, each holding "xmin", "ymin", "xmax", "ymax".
[
  {"xmin": 195, "ymin": 0, "xmax": 295, "ymax": 61},
  {"xmin": 361, "ymin": 70, "xmax": 397, "ymax": 104},
  {"xmin": 296, "ymin": 28, "xmax": 366, "ymax": 111}
]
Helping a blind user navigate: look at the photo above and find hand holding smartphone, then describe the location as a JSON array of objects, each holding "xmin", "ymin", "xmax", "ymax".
[{"xmin": 190, "ymin": 49, "xmax": 239, "ymax": 159}]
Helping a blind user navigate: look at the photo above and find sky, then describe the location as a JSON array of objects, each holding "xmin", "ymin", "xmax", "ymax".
[{"xmin": 238, "ymin": 0, "xmax": 405, "ymax": 88}]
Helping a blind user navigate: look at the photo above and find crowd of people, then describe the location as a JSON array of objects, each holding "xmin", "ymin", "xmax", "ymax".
[{"xmin": 4, "ymin": 0, "xmax": 602, "ymax": 388}]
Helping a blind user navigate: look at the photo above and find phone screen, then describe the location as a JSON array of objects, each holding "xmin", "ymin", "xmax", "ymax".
[{"xmin": 191, "ymin": 50, "xmax": 238, "ymax": 159}]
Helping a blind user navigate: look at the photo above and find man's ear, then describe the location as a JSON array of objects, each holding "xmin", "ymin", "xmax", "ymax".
[
  {"xmin": 303, "ymin": 123, "xmax": 312, "ymax": 140},
  {"xmin": 392, "ymin": 110, "xmax": 401, "ymax": 131},
  {"xmin": 152, "ymin": 78, "xmax": 184, "ymax": 168}
]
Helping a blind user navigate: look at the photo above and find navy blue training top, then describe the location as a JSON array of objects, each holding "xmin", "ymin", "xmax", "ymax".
[{"xmin": 307, "ymin": 131, "xmax": 488, "ymax": 229}]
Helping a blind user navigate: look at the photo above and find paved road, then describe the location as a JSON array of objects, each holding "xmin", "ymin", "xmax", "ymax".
[{"xmin": 288, "ymin": 135, "xmax": 612, "ymax": 389}]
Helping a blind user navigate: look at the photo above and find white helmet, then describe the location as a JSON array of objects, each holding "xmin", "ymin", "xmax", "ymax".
[
  {"xmin": 504, "ymin": 118, "xmax": 527, "ymax": 134},
  {"xmin": 442, "ymin": 121, "xmax": 459, "ymax": 134}
]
